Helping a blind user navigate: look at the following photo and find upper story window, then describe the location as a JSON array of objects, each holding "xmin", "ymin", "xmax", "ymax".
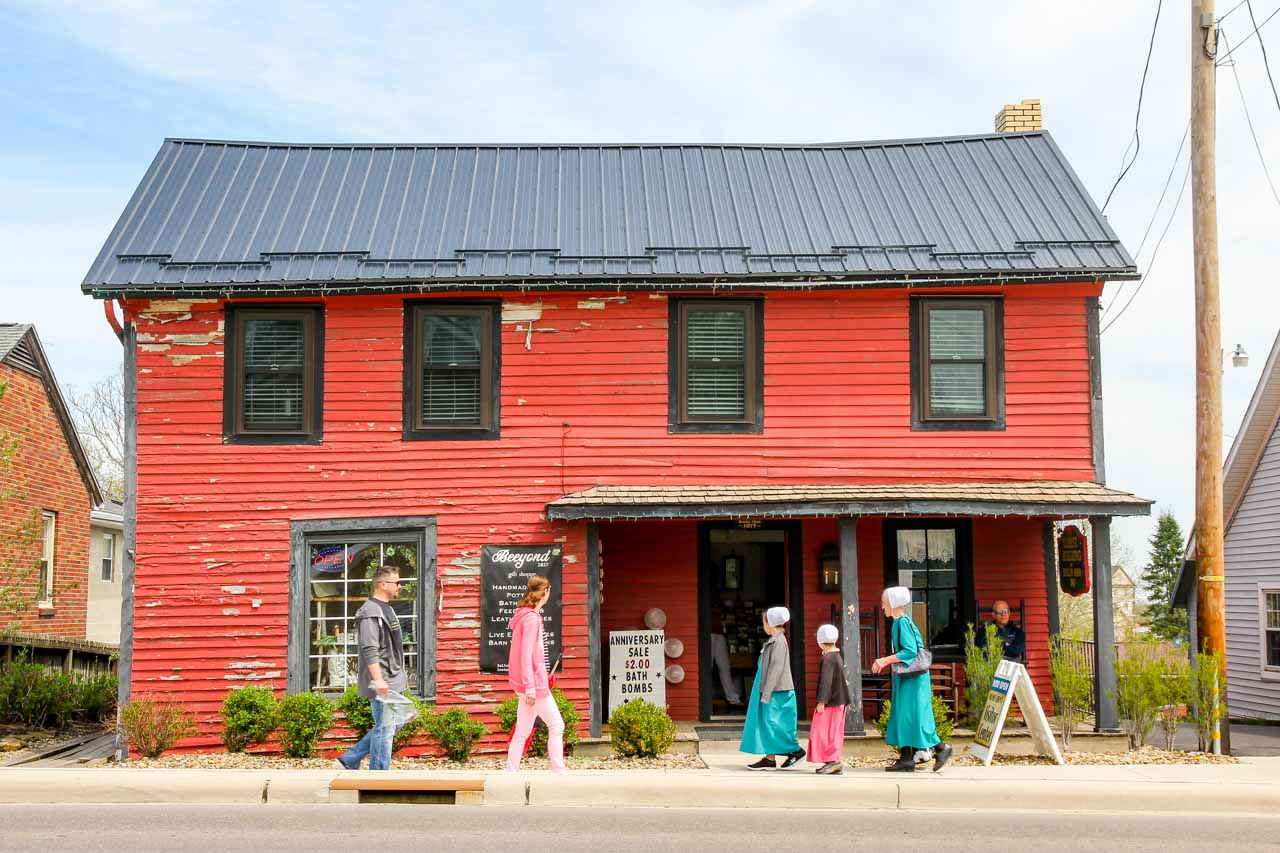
[
  {"xmin": 38, "ymin": 511, "xmax": 55, "ymax": 606},
  {"xmin": 101, "ymin": 532, "xmax": 115, "ymax": 582},
  {"xmin": 224, "ymin": 306, "xmax": 324, "ymax": 444},
  {"xmin": 669, "ymin": 299, "xmax": 763, "ymax": 434},
  {"xmin": 404, "ymin": 302, "xmax": 500, "ymax": 440},
  {"xmin": 910, "ymin": 297, "xmax": 1005, "ymax": 430}
]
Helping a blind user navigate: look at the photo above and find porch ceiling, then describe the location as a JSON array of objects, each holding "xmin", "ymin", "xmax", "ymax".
[{"xmin": 545, "ymin": 480, "xmax": 1152, "ymax": 521}]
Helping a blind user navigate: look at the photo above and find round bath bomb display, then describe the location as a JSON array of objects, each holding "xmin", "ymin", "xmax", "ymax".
[
  {"xmin": 664, "ymin": 638, "xmax": 684, "ymax": 658},
  {"xmin": 664, "ymin": 664, "xmax": 685, "ymax": 684},
  {"xmin": 643, "ymin": 607, "xmax": 667, "ymax": 630}
]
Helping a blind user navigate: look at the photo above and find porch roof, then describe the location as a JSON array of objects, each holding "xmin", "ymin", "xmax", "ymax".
[{"xmin": 546, "ymin": 480, "xmax": 1152, "ymax": 521}]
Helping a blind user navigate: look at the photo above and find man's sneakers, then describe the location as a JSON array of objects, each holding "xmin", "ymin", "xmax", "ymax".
[
  {"xmin": 779, "ymin": 749, "xmax": 807, "ymax": 769},
  {"xmin": 746, "ymin": 756, "xmax": 777, "ymax": 771}
]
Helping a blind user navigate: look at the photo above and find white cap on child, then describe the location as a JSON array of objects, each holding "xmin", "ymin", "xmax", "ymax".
[
  {"xmin": 816, "ymin": 624, "xmax": 839, "ymax": 645},
  {"xmin": 765, "ymin": 606, "xmax": 790, "ymax": 627}
]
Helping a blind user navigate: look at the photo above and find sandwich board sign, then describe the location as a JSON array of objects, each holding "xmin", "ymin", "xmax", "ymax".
[
  {"xmin": 970, "ymin": 659, "xmax": 1063, "ymax": 766},
  {"xmin": 608, "ymin": 630, "xmax": 665, "ymax": 718}
]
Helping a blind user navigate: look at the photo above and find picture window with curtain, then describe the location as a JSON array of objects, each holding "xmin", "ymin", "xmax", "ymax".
[
  {"xmin": 404, "ymin": 302, "xmax": 500, "ymax": 441},
  {"xmin": 223, "ymin": 306, "xmax": 324, "ymax": 443},
  {"xmin": 883, "ymin": 520, "xmax": 974, "ymax": 658},
  {"xmin": 910, "ymin": 297, "xmax": 1004, "ymax": 430},
  {"xmin": 669, "ymin": 299, "xmax": 763, "ymax": 433}
]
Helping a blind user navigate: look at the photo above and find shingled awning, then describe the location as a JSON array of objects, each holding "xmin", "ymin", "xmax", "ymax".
[{"xmin": 545, "ymin": 481, "xmax": 1151, "ymax": 521}]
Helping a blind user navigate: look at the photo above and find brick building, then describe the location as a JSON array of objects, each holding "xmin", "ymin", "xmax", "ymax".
[{"xmin": 0, "ymin": 324, "xmax": 103, "ymax": 639}]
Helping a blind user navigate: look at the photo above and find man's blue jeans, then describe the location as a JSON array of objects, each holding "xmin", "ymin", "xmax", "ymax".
[{"xmin": 339, "ymin": 695, "xmax": 401, "ymax": 770}]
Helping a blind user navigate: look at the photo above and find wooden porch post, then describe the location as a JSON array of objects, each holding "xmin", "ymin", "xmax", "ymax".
[
  {"xmin": 839, "ymin": 518, "xmax": 864, "ymax": 736},
  {"xmin": 587, "ymin": 522, "xmax": 603, "ymax": 738},
  {"xmin": 1042, "ymin": 521, "xmax": 1061, "ymax": 637},
  {"xmin": 1090, "ymin": 516, "xmax": 1119, "ymax": 731}
]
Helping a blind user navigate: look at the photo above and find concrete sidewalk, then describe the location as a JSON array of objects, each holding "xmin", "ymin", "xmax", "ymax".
[{"xmin": 1, "ymin": 753, "xmax": 1277, "ymax": 814}]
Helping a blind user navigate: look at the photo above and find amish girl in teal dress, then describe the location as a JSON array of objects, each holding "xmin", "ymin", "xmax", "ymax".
[
  {"xmin": 868, "ymin": 586, "xmax": 953, "ymax": 772},
  {"xmin": 740, "ymin": 606, "xmax": 806, "ymax": 770}
]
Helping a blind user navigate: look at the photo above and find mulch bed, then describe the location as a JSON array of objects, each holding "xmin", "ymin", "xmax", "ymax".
[
  {"xmin": 113, "ymin": 752, "xmax": 706, "ymax": 771},
  {"xmin": 846, "ymin": 745, "xmax": 1240, "ymax": 768}
]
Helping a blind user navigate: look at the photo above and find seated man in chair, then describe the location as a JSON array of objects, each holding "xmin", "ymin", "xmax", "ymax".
[{"xmin": 974, "ymin": 600, "xmax": 1026, "ymax": 663}]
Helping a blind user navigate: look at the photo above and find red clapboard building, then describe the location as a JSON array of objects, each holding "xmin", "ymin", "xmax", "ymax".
[{"xmin": 82, "ymin": 115, "xmax": 1150, "ymax": 751}]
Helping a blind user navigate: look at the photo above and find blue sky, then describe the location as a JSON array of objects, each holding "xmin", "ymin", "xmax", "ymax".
[{"xmin": 4, "ymin": 0, "xmax": 1280, "ymax": 567}]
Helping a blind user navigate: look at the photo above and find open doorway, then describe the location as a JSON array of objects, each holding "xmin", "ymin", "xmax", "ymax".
[{"xmin": 697, "ymin": 521, "xmax": 805, "ymax": 721}]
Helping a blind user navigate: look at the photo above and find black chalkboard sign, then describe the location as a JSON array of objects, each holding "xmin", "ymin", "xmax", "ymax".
[{"xmin": 479, "ymin": 544, "xmax": 562, "ymax": 674}]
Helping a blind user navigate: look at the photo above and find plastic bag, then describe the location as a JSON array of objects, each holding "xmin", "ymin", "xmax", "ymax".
[{"xmin": 376, "ymin": 690, "xmax": 418, "ymax": 729}]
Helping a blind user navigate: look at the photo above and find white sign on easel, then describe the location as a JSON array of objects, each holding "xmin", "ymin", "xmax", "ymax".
[
  {"xmin": 608, "ymin": 630, "xmax": 665, "ymax": 718},
  {"xmin": 970, "ymin": 659, "xmax": 1063, "ymax": 766}
]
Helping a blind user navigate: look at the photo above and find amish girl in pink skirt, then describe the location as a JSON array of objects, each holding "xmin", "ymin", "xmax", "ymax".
[{"xmin": 807, "ymin": 623, "xmax": 850, "ymax": 774}]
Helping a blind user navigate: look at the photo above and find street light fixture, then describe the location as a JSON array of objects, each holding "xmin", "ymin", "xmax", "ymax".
[{"xmin": 1231, "ymin": 344, "xmax": 1249, "ymax": 368}]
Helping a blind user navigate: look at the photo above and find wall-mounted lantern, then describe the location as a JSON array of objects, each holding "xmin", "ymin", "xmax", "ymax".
[{"xmin": 819, "ymin": 542, "xmax": 841, "ymax": 593}]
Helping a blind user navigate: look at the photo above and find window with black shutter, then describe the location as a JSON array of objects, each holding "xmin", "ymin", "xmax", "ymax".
[
  {"xmin": 224, "ymin": 306, "xmax": 323, "ymax": 443},
  {"xmin": 405, "ymin": 302, "xmax": 500, "ymax": 440},
  {"xmin": 911, "ymin": 298, "xmax": 1004, "ymax": 430},
  {"xmin": 670, "ymin": 299, "xmax": 763, "ymax": 433}
]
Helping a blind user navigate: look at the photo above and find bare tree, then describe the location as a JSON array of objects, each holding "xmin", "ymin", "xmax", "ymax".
[{"xmin": 69, "ymin": 372, "xmax": 124, "ymax": 503}]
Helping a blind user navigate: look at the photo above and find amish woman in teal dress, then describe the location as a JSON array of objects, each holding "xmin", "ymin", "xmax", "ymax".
[
  {"xmin": 869, "ymin": 586, "xmax": 953, "ymax": 772},
  {"xmin": 740, "ymin": 606, "xmax": 806, "ymax": 770}
]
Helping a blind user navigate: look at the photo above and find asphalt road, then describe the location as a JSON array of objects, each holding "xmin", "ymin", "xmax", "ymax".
[{"xmin": 0, "ymin": 805, "xmax": 1274, "ymax": 852}]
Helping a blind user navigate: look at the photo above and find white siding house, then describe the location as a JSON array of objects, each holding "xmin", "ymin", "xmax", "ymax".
[
  {"xmin": 1178, "ymin": 332, "xmax": 1280, "ymax": 720},
  {"xmin": 86, "ymin": 501, "xmax": 123, "ymax": 645}
]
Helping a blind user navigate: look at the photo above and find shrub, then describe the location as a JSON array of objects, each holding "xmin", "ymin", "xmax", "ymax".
[
  {"xmin": 1049, "ymin": 637, "xmax": 1093, "ymax": 750},
  {"xmin": 119, "ymin": 695, "xmax": 198, "ymax": 758},
  {"xmin": 608, "ymin": 699, "xmax": 675, "ymax": 758},
  {"xmin": 1155, "ymin": 655, "xmax": 1191, "ymax": 752},
  {"xmin": 335, "ymin": 686, "xmax": 435, "ymax": 753},
  {"xmin": 220, "ymin": 686, "xmax": 279, "ymax": 753},
  {"xmin": 276, "ymin": 693, "xmax": 335, "ymax": 758},
  {"xmin": 494, "ymin": 688, "xmax": 581, "ymax": 757},
  {"xmin": 425, "ymin": 707, "xmax": 488, "ymax": 762},
  {"xmin": 963, "ymin": 623, "xmax": 1006, "ymax": 727},
  {"xmin": 0, "ymin": 659, "xmax": 78, "ymax": 729},
  {"xmin": 1111, "ymin": 648, "xmax": 1165, "ymax": 750},
  {"xmin": 73, "ymin": 673, "xmax": 118, "ymax": 723},
  {"xmin": 874, "ymin": 696, "xmax": 954, "ymax": 752},
  {"xmin": 1189, "ymin": 648, "xmax": 1228, "ymax": 753}
]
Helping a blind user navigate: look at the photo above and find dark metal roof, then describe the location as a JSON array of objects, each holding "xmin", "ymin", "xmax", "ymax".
[
  {"xmin": 82, "ymin": 131, "xmax": 1137, "ymax": 297},
  {"xmin": 546, "ymin": 481, "xmax": 1153, "ymax": 521}
]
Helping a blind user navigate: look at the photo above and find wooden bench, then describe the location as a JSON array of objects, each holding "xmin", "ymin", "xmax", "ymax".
[{"xmin": 329, "ymin": 776, "xmax": 485, "ymax": 805}]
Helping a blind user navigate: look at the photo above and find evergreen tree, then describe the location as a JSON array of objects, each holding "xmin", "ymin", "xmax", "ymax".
[{"xmin": 1142, "ymin": 510, "xmax": 1188, "ymax": 642}]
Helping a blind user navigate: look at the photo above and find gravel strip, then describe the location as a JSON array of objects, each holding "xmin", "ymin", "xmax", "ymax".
[
  {"xmin": 113, "ymin": 752, "xmax": 706, "ymax": 771},
  {"xmin": 846, "ymin": 745, "xmax": 1240, "ymax": 769}
]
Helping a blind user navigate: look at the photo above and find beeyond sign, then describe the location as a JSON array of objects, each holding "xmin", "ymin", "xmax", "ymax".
[{"xmin": 479, "ymin": 544, "xmax": 562, "ymax": 674}]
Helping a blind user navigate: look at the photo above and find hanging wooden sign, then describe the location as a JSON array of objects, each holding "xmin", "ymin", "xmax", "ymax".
[{"xmin": 1057, "ymin": 525, "xmax": 1090, "ymax": 596}]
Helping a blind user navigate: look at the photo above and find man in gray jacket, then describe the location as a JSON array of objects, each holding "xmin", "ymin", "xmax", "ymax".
[{"xmin": 336, "ymin": 565, "xmax": 408, "ymax": 770}]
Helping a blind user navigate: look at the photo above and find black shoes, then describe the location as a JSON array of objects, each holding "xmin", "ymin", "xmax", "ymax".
[
  {"xmin": 746, "ymin": 756, "xmax": 777, "ymax": 771},
  {"xmin": 779, "ymin": 749, "xmax": 807, "ymax": 769},
  {"xmin": 885, "ymin": 746, "xmax": 915, "ymax": 772},
  {"xmin": 933, "ymin": 742, "xmax": 953, "ymax": 772}
]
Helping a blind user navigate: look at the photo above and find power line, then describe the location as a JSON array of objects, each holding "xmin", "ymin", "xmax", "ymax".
[
  {"xmin": 1102, "ymin": 122, "xmax": 1190, "ymax": 321},
  {"xmin": 1221, "ymin": 29, "xmax": 1280, "ymax": 209},
  {"xmin": 1220, "ymin": 0, "xmax": 1250, "ymax": 23},
  {"xmin": 1101, "ymin": 0, "xmax": 1165, "ymax": 213},
  {"xmin": 1101, "ymin": 159, "xmax": 1192, "ymax": 336},
  {"xmin": 1246, "ymin": 0, "xmax": 1280, "ymax": 112},
  {"xmin": 1217, "ymin": 3, "xmax": 1280, "ymax": 63}
]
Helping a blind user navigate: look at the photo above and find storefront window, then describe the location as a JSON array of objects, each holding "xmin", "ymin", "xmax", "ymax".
[
  {"xmin": 895, "ymin": 527, "xmax": 962, "ymax": 649},
  {"xmin": 307, "ymin": 540, "xmax": 418, "ymax": 692}
]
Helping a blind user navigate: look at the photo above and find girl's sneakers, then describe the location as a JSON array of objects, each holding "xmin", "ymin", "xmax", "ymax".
[{"xmin": 815, "ymin": 761, "xmax": 843, "ymax": 775}]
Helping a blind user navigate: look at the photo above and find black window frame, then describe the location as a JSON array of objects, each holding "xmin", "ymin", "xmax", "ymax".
[
  {"xmin": 403, "ymin": 300, "xmax": 501, "ymax": 441},
  {"xmin": 881, "ymin": 518, "xmax": 976, "ymax": 662},
  {"xmin": 223, "ymin": 304, "xmax": 325, "ymax": 445},
  {"xmin": 910, "ymin": 297, "xmax": 1005, "ymax": 431},
  {"xmin": 668, "ymin": 298, "xmax": 764, "ymax": 434},
  {"xmin": 287, "ymin": 516, "xmax": 438, "ymax": 701}
]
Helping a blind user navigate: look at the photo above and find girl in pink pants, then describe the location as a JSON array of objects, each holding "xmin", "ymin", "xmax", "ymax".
[{"xmin": 505, "ymin": 575, "xmax": 566, "ymax": 773}]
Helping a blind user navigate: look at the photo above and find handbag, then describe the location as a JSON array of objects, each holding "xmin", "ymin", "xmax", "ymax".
[{"xmin": 890, "ymin": 621, "xmax": 933, "ymax": 677}]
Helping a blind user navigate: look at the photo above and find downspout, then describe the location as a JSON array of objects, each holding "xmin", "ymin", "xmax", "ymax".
[{"xmin": 108, "ymin": 299, "xmax": 137, "ymax": 762}]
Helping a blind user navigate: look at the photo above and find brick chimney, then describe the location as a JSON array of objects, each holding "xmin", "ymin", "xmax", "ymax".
[{"xmin": 995, "ymin": 98, "xmax": 1042, "ymax": 132}]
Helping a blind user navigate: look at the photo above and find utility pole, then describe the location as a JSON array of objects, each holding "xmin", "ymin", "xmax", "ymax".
[{"xmin": 1191, "ymin": 0, "xmax": 1229, "ymax": 754}]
